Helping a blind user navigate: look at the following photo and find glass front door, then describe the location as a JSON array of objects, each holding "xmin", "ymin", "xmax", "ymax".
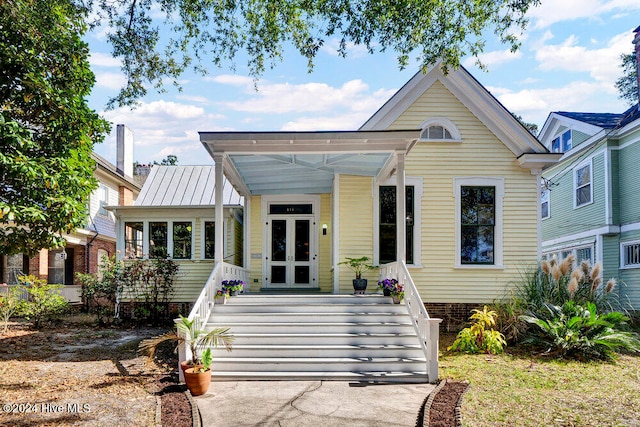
[{"xmin": 267, "ymin": 216, "xmax": 314, "ymax": 288}]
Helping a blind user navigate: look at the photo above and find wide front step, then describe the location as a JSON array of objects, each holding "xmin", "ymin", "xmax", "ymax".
[{"xmin": 205, "ymin": 294, "xmax": 427, "ymax": 382}]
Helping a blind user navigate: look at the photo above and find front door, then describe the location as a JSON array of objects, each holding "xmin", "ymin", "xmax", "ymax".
[{"xmin": 266, "ymin": 216, "xmax": 315, "ymax": 288}]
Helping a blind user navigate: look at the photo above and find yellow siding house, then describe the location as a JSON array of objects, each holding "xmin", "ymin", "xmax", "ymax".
[{"xmin": 198, "ymin": 63, "xmax": 560, "ymax": 322}]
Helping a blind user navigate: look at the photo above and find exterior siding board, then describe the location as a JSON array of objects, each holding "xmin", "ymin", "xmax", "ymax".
[
  {"xmin": 338, "ymin": 175, "xmax": 376, "ymax": 293},
  {"xmin": 618, "ymin": 135, "xmax": 640, "ymax": 225},
  {"xmin": 249, "ymin": 195, "xmax": 262, "ymax": 292}
]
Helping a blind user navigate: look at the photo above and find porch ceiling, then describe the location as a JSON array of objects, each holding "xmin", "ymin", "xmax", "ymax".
[{"xmin": 199, "ymin": 130, "xmax": 420, "ymax": 195}]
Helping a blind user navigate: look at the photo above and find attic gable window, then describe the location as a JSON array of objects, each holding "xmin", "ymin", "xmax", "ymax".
[
  {"xmin": 418, "ymin": 117, "xmax": 461, "ymax": 142},
  {"xmin": 551, "ymin": 129, "xmax": 572, "ymax": 153}
]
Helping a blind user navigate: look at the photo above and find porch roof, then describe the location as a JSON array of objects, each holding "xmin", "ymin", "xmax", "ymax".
[{"xmin": 199, "ymin": 130, "xmax": 421, "ymax": 196}]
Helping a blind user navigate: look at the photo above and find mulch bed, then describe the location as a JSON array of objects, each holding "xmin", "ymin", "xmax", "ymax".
[{"xmin": 418, "ymin": 380, "xmax": 469, "ymax": 427}]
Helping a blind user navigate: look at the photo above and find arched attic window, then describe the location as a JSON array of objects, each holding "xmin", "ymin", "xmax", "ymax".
[{"xmin": 418, "ymin": 117, "xmax": 462, "ymax": 142}]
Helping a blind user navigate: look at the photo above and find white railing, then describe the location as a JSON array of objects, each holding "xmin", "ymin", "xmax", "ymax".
[
  {"xmin": 379, "ymin": 261, "xmax": 442, "ymax": 383},
  {"xmin": 178, "ymin": 261, "xmax": 250, "ymax": 380}
]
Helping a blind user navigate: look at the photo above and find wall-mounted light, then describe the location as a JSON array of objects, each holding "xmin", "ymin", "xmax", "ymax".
[{"xmin": 322, "ymin": 224, "xmax": 328, "ymax": 236}]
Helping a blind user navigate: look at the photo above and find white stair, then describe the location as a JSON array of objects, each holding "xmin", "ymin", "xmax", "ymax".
[{"xmin": 205, "ymin": 294, "xmax": 428, "ymax": 382}]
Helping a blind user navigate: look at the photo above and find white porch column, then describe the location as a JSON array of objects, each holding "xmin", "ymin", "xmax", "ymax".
[
  {"xmin": 396, "ymin": 151, "xmax": 406, "ymax": 263},
  {"xmin": 214, "ymin": 154, "xmax": 225, "ymax": 264},
  {"xmin": 244, "ymin": 196, "xmax": 251, "ymax": 270}
]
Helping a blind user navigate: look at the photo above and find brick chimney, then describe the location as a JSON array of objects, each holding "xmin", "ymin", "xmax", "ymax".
[
  {"xmin": 116, "ymin": 124, "xmax": 134, "ymax": 178},
  {"xmin": 635, "ymin": 25, "xmax": 640, "ymax": 109}
]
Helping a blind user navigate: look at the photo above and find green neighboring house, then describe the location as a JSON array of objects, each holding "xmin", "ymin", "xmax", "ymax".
[{"xmin": 539, "ymin": 102, "xmax": 640, "ymax": 309}]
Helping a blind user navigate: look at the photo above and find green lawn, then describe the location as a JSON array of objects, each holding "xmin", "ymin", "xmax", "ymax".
[{"xmin": 439, "ymin": 334, "xmax": 640, "ymax": 427}]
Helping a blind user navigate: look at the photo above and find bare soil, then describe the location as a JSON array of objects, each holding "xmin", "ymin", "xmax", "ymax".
[
  {"xmin": 0, "ymin": 315, "xmax": 192, "ymax": 426},
  {"xmin": 428, "ymin": 381, "xmax": 469, "ymax": 427}
]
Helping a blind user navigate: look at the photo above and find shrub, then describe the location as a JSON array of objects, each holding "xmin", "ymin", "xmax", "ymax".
[
  {"xmin": 448, "ymin": 306, "xmax": 507, "ymax": 354},
  {"xmin": 520, "ymin": 301, "xmax": 640, "ymax": 360},
  {"xmin": 18, "ymin": 275, "xmax": 69, "ymax": 329},
  {"xmin": 76, "ymin": 255, "xmax": 122, "ymax": 324},
  {"xmin": 0, "ymin": 283, "xmax": 25, "ymax": 334},
  {"xmin": 122, "ymin": 258, "xmax": 179, "ymax": 324}
]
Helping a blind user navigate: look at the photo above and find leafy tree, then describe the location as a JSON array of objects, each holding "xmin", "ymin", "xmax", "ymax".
[
  {"xmin": 0, "ymin": 0, "xmax": 110, "ymax": 256},
  {"xmin": 615, "ymin": 52, "xmax": 638, "ymax": 106},
  {"xmin": 86, "ymin": 0, "xmax": 541, "ymax": 108},
  {"xmin": 512, "ymin": 113, "xmax": 539, "ymax": 136},
  {"xmin": 154, "ymin": 155, "xmax": 179, "ymax": 166}
]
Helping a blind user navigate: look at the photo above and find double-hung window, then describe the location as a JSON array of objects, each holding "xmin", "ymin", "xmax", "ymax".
[
  {"xmin": 541, "ymin": 189, "xmax": 550, "ymax": 219},
  {"xmin": 551, "ymin": 130, "xmax": 572, "ymax": 153},
  {"xmin": 622, "ymin": 241, "xmax": 640, "ymax": 268},
  {"xmin": 378, "ymin": 185, "xmax": 414, "ymax": 264},
  {"xmin": 574, "ymin": 162, "xmax": 592, "ymax": 207},
  {"xmin": 455, "ymin": 178, "xmax": 504, "ymax": 268}
]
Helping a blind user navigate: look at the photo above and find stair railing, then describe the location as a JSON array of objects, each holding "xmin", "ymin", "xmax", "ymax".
[
  {"xmin": 379, "ymin": 261, "xmax": 442, "ymax": 383},
  {"xmin": 178, "ymin": 261, "xmax": 250, "ymax": 381}
]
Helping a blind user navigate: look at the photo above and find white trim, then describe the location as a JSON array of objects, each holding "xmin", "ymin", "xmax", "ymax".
[
  {"xmin": 573, "ymin": 159, "xmax": 593, "ymax": 209},
  {"xmin": 621, "ymin": 222, "xmax": 640, "ymax": 233},
  {"xmin": 372, "ymin": 175, "xmax": 423, "ymax": 267},
  {"xmin": 541, "ymin": 188, "xmax": 550, "ymax": 220},
  {"xmin": 620, "ymin": 239, "xmax": 640, "ymax": 269},
  {"xmin": 332, "ymin": 174, "xmax": 340, "ymax": 294},
  {"xmin": 260, "ymin": 195, "xmax": 321, "ymax": 289},
  {"xmin": 244, "ymin": 197, "xmax": 251, "ymax": 270},
  {"xmin": 417, "ymin": 117, "xmax": 462, "ymax": 142},
  {"xmin": 543, "ymin": 238, "xmax": 596, "ymax": 254},
  {"xmin": 542, "ymin": 225, "xmax": 620, "ymax": 248},
  {"xmin": 121, "ymin": 220, "xmax": 196, "ymax": 260},
  {"xmin": 596, "ymin": 234, "xmax": 603, "ymax": 265},
  {"xmin": 537, "ymin": 174, "xmax": 543, "ymax": 260},
  {"xmin": 453, "ymin": 177, "xmax": 504, "ymax": 268},
  {"xmin": 605, "ymin": 147, "xmax": 612, "ymax": 225}
]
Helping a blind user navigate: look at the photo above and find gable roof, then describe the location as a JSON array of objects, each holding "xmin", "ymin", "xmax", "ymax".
[
  {"xmin": 359, "ymin": 63, "xmax": 551, "ymax": 157},
  {"xmin": 135, "ymin": 165, "xmax": 242, "ymax": 206}
]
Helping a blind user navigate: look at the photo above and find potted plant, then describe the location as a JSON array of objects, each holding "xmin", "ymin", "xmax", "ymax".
[
  {"xmin": 222, "ymin": 279, "xmax": 245, "ymax": 296},
  {"xmin": 138, "ymin": 315, "xmax": 233, "ymax": 393},
  {"xmin": 377, "ymin": 278, "xmax": 398, "ymax": 297},
  {"xmin": 214, "ymin": 289, "xmax": 227, "ymax": 304},
  {"xmin": 390, "ymin": 283, "xmax": 405, "ymax": 304},
  {"xmin": 184, "ymin": 348, "xmax": 213, "ymax": 396},
  {"xmin": 339, "ymin": 256, "xmax": 374, "ymax": 294}
]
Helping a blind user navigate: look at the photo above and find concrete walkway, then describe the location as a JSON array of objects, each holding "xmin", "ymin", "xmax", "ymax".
[{"xmin": 195, "ymin": 381, "xmax": 435, "ymax": 426}]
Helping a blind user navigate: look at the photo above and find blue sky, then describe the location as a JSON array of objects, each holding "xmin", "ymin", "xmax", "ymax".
[{"xmin": 87, "ymin": 1, "xmax": 640, "ymax": 166}]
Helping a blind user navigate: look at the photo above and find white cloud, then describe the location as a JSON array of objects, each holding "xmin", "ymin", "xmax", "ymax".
[
  {"xmin": 216, "ymin": 78, "xmax": 394, "ymax": 116},
  {"xmin": 206, "ymin": 74, "xmax": 255, "ymax": 87},
  {"xmin": 493, "ymin": 80, "xmax": 619, "ymax": 127},
  {"xmin": 281, "ymin": 113, "xmax": 374, "ymax": 131},
  {"xmin": 534, "ymin": 31, "xmax": 633, "ymax": 82},
  {"xmin": 94, "ymin": 72, "xmax": 127, "ymax": 90},
  {"xmin": 89, "ymin": 52, "xmax": 121, "ymax": 68},
  {"xmin": 528, "ymin": 0, "xmax": 640, "ymax": 29},
  {"xmin": 462, "ymin": 49, "xmax": 522, "ymax": 68},
  {"xmin": 99, "ymin": 100, "xmax": 228, "ymax": 165},
  {"xmin": 176, "ymin": 95, "xmax": 210, "ymax": 104}
]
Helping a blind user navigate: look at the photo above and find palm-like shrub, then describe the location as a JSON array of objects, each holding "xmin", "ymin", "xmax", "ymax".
[
  {"xmin": 520, "ymin": 301, "xmax": 640, "ymax": 360},
  {"xmin": 448, "ymin": 306, "xmax": 507, "ymax": 355}
]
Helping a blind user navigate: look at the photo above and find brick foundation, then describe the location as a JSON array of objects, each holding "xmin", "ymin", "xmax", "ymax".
[{"xmin": 423, "ymin": 303, "xmax": 482, "ymax": 332}]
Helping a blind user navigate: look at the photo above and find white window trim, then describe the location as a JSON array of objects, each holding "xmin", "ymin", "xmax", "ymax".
[
  {"xmin": 418, "ymin": 117, "xmax": 462, "ymax": 142},
  {"xmin": 454, "ymin": 177, "xmax": 504, "ymax": 269},
  {"xmin": 541, "ymin": 189, "xmax": 550, "ymax": 220},
  {"xmin": 200, "ymin": 218, "xmax": 228, "ymax": 260},
  {"xmin": 97, "ymin": 184, "xmax": 109, "ymax": 216},
  {"xmin": 543, "ymin": 243, "xmax": 594, "ymax": 267},
  {"xmin": 573, "ymin": 160, "xmax": 593, "ymax": 209},
  {"xmin": 121, "ymin": 220, "xmax": 195, "ymax": 260},
  {"xmin": 373, "ymin": 176, "xmax": 423, "ymax": 267},
  {"xmin": 620, "ymin": 239, "xmax": 640, "ymax": 269}
]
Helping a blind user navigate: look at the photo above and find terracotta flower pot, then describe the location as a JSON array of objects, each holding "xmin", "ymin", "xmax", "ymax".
[
  {"xmin": 180, "ymin": 360, "xmax": 202, "ymax": 373},
  {"xmin": 184, "ymin": 367, "xmax": 211, "ymax": 396}
]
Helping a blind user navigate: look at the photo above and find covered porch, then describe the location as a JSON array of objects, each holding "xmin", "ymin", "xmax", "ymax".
[{"xmin": 199, "ymin": 129, "xmax": 421, "ymax": 293}]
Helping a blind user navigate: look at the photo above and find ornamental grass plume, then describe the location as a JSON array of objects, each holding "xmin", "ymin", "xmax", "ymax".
[
  {"xmin": 605, "ymin": 278, "xmax": 617, "ymax": 294},
  {"xmin": 549, "ymin": 256, "xmax": 558, "ymax": 267},
  {"xmin": 591, "ymin": 277, "xmax": 602, "ymax": 293},
  {"xmin": 580, "ymin": 260, "xmax": 591, "ymax": 277},
  {"xmin": 560, "ymin": 254, "xmax": 575, "ymax": 276},
  {"xmin": 552, "ymin": 264, "xmax": 562, "ymax": 282},
  {"xmin": 541, "ymin": 260, "xmax": 551, "ymax": 275},
  {"xmin": 568, "ymin": 277, "xmax": 579, "ymax": 295},
  {"xmin": 591, "ymin": 262, "xmax": 602, "ymax": 280},
  {"xmin": 571, "ymin": 268, "xmax": 583, "ymax": 283}
]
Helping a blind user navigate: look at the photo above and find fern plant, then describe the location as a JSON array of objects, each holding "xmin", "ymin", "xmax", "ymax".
[
  {"xmin": 520, "ymin": 301, "xmax": 640, "ymax": 360},
  {"xmin": 448, "ymin": 306, "xmax": 507, "ymax": 354}
]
